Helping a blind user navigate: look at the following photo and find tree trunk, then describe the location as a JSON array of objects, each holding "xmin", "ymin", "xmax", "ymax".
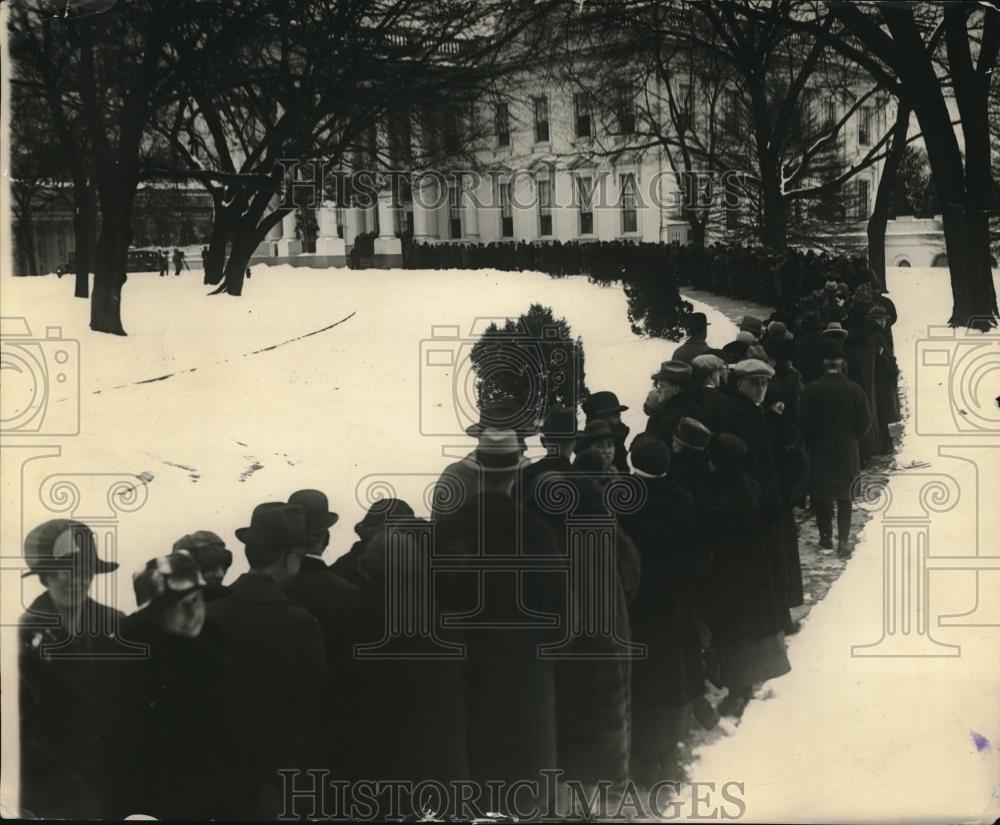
[
  {"xmin": 759, "ymin": 159, "xmax": 788, "ymax": 248},
  {"xmin": 73, "ymin": 178, "xmax": 96, "ymax": 299},
  {"xmin": 868, "ymin": 105, "xmax": 911, "ymax": 292},
  {"xmin": 211, "ymin": 199, "xmax": 285, "ymax": 296},
  {"xmin": 90, "ymin": 194, "xmax": 133, "ymax": 335},
  {"xmin": 204, "ymin": 193, "xmax": 236, "ymax": 285}
]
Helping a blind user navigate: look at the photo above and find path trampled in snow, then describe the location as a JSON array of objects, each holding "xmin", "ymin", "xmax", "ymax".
[{"xmin": 2, "ymin": 265, "xmax": 997, "ymax": 822}]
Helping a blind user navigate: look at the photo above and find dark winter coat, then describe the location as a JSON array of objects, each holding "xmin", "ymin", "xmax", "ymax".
[
  {"xmin": 687, "ymin": 385, "xmax": 736, "ymax": 433},
  {"xmin": 18, "ymin": 593, "xmax": 127, "ymax": 819},
  {"xmin": 719, "ymin": 390, "xmax": 781, "ymax": 512},
  {"xmin": 671, "ymin": 337, "xmax": 713, "ymax": 365},
  {"xmin": 117, "ymin": 612, "xmax": 280, "ymax": 820},
  {"xmin": 206, "ymin": 573, "xmax": 330, "ymax": 785},
  {"xmin": 800, "ymin": 372, "xmax": 872, "ymax": 500},
  {"xmin": 621, "ymin": 476, "xmax": 704, "ymax": 708},
  {"xmin": 435, "ymin": 491, "xmax": 565, "ymax": 797},
  {"xmin": 516, "ymin": 453, "xmax": 574, "ymax": 515},
  {"xmin": 795, "ymin": 332, "xmax": 826, "ymax": 384},
  {"xmin": 338, "ymin": 576, "xmax": 470, "ymax": 796},
  {"xmin": 765, "ymin": 404, "xmax": 804, "ymax": 609},
  {"xmin": 845, "ymin": 325, "xmax": 879, "ymax": 459},
  {"xmin": 286, "ymin": 556, "xmax": 362, "ymax": 770},
  {"xmin": 549, "ymin": 473, "xmax": 640, "ymax": 784},
  {"xmin": 696, "ymin": 470, "xmax": 787, "ymax": 645},
  {"xmin": 668, "ymin": 447, "xmax": 711, "ymax": 502},
  {"xmin": 645, "ymin": 390, "xmax": 708, "ymax": 445},
  {"xmin": 329, "ymin": 540, "xmax": 365, "ymax": 586}
]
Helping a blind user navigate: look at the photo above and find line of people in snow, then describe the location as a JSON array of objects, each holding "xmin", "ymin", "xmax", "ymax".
[{"xmin": 17, "ymin": 277, "xmax": 897, "ymax": 821}]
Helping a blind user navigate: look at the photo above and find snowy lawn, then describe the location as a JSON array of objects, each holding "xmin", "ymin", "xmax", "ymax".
[{"xmin": 2, "ymin": 264, "xmax": 998, "ymax": 822}]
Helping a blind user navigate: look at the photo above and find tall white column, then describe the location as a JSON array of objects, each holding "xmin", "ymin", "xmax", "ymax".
[
  {"xmin": 374, "ymin": 189, "xmax": 402, "ymax": 256},
  {"xmin": 276, "ymin": 209, "xmax": 302, "ymax": 256},
  {"xmin": 315, "ymin": 200, "xmax": 346, "ymax": 258},
  {"xmin": 463, "ymin": 185, "xmax": 479, "ymax": 242},
  {"xmin": 412, "ymin": 176, "xmax": 439, "ymax": 242},
  {"xmin": 344, "ymin": 207, "xmax": 364, "ymax": 246}
]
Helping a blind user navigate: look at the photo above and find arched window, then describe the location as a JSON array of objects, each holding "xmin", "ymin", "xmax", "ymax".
[{"xmin": 931, "ymin": 253, "xmax": 948, "ymax": 267}]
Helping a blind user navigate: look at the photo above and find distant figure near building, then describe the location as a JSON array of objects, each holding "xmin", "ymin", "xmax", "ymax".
[
  {"xmin": 173, "ymin": 248, "xmax": 186, "ymax": 276},
  {"xmin": 159, "ymin": 251, "xmax": 167, "ymax": 277}
]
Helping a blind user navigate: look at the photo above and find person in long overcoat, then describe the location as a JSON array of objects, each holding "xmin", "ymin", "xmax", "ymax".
[
  {"xmin": 800, "ymin": 341, "xmax": 871, "ymax": 558},
  {"xmin": 546, "ymin": 455, "xmax": 640, "ymax": 787},
  {"xmin": 764, "ymin": 382, "xmax": 804, "ymax": 611},
  {"xmin": 867, "ymin": 304, "xmax": 900, "ymax": 455},
  {"xmin": 621, "ymin": 436, "xmax": 704, "ymax": 785},
  {"xmin": 119, "ymin": 552, "xmax": 279, "ymax": 820},
  {"xmin": 517, "ymin": 406, "xmax": 577, "ymax": 515},
  {"xmin": 697, "ymin": 435, "xmax": 790, "ymax": 719},
  {"xmin": 434, "ymin": 430, "xmax": 565, "ymax": 812},
  {"xmin": 18, "ymin": 520, "xmax": 127, "ymax": 819},
  {"xmin": 206, "ymin": 503, "xmax": 329, "ymax": 798},
  {"xmin": 721, "ymin": 360, "xmax": 793, "ymax": 632},
  {"xmin": 667, "ymin": 416, "xmax": 713, "ymax": 502},
  {"xmin": 844, "ymin": 311, "xmax": 879, "ymax": 465},
  {"xmin": 337, "ymin": 521, "xmax": 470, "ymax": 817},
  {"xmin": 284, "ymin": 490, "xmax": 361, "ymax": 775}
]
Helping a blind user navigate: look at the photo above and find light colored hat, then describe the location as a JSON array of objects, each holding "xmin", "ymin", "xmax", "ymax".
[
  {"xmin": 133, "ymin": 551, "xmax": 205, "ymax": 611},
  {"xmin": 822, "ymin": 322, "xmax": 848, "ymax": 341},
  {"xmin": 735, "ymin": 330, "xmax": 755, "ymax": 344},
  {"xmin": 732, "ymin": 358, "xmax": 776, "ymax": 380}
]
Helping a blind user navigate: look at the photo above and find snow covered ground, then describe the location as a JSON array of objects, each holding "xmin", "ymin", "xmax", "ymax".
[{"xmin": 1, "ymin": 264, "xmax": 998, "ymax": 821}]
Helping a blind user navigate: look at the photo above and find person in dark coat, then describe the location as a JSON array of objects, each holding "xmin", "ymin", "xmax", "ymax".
[
  {"xmin": 284, "ymin": 489, "xmax": 361, "ymax": 774},
  {"xmin": 644, "ymin": 360, "xmax": 706, "ymax": 444},
  {"xmin": 329, "ymin": 498, "xmax": 415, "ymax": 586},
  {"xmin": 621, "ymin": 436, "xmax": 704, "ymax": 785},
  {"xmin": 723, "ymin": 359, "xmax": 795, "ymax": 634},
  {"xmin": 800, "ymin": 340, "xmax": 872, "ymax": 558},
  {"xmin": 206, "ymin": 503, "xmax": 329, "ymax": 798},
  {"xmin": 518, "ymin": 405, "xmax": 578, "ymax": 514},
  {"xmin": 866, "ymin": 304, "xmax": 900, "ymax": 455},
  {"xmin": 338, "ymin": 520, "xmax": 470, "ymax": 816},
  {"xmin": 764, "ymin": 382, "xmax": 804, "ymax": 612},
  {"xmin": 18, "ymin": 520, "xmax": 127, "ymax": 819},
  {"xmin": 672, "ymin": 312, "xmax": 713, "ymax": 364},
  {"xmin": 119, "ymin": 552, "xmax": 279, "ymax": 819},
  {"xmin": 434, "ymin": 429, "xmax": 566, "ymax": 813},
  {"xmin": 581, "ymin": 391, "xmax": 630, "ymax": 473},
  {"xmin": 545, "ymin": 443, "xmax": 640, "ymax": 788},
  {"xmin": 795, "ymin": 311, "xmax": 826, "ymax": 384},
  {"xmin": 431, "ymin": 401, "xmax": 534, "ymax": 520},
  {"xmin": 844, "ymin": 311, "xmax": 879, "ymax": 466},
  {"xmin": 689, "ymin": 354, "xmax": 736, "ymax": 432},
  {"xmin": 697, "ymin": 435, "xmax": 791, "ymax": 719},
  {"xmin": 667, "ymin": 416, "xmax": 713, "ymax": 502},
  {"xmin": 172, "ymin": 529, "xmax": 233, "ymax": 601}
]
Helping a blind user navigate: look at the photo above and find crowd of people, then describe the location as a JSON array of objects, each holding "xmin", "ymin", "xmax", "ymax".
[
  {"xmin": 397, "ymin": 237, "xmax": 877, "ymax": 312},
  {"xmin": 18, "ymin": 265, "xmax": 899, "ymax": 821}
]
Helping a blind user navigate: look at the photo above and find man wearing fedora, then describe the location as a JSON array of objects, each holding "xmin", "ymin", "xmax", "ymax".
[
  {"xmin": 284, "ymin": 489, "xmax": 361, "ymax": 775},
  {"xmin": 581, "ymin": 391, "xmax": 631, "ymax": 472},
  {"xmin": 672, "ymin": 312, "xmax": 713, "ymax": 365},
  {"xmin": 18, "ymin": 519, "xmax": 127, "ymax": 819},
  {"xmin": 644, "ymin": 360, "xmax": 707, "ymax": 445},
  {"xmin": 207, "ymin": 502, "xmax": 329, "ymax": 793},
  {"xmin": 435, "ymin": 429, "xmax": 565, "ymax": 810},
  {"xmin": 800, "ymin": 340, "xmax": 871, "ymax": 558},
  {"xmin": 431, "ymin": 400, "xmax": 535, "ymax": 520}
]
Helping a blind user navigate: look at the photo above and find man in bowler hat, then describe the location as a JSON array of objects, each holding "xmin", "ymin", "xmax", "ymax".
[
  {"xmin": 581, "ymin": 391, "xmax": 631, "ymax": 473},
  {"xmin": 672, "ymin": 312, "xmax": 713, "ymax": 364},
  {"xmin": 207, "ymin": 503, "xmax": 329, "ymax": 794},
  {"xmin": 284, "ymin": 489, "xmax": 361, "ymax": 772}
]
